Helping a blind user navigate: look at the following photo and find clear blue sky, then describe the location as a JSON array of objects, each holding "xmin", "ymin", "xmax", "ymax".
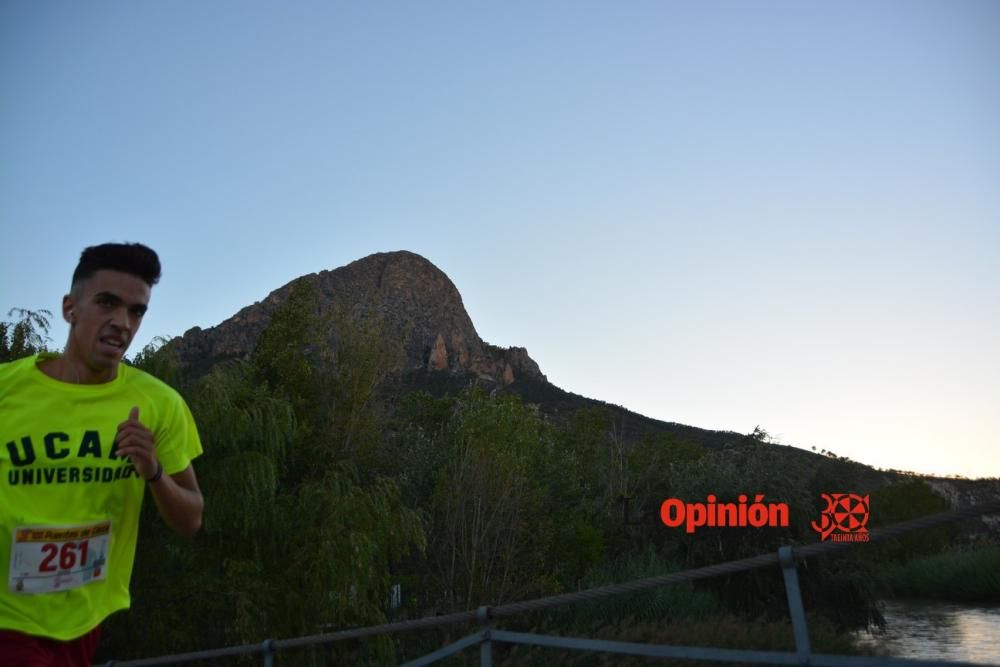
[{"xmin": 2, "ymin": 1, "xmax": 997, "ymax": 478}]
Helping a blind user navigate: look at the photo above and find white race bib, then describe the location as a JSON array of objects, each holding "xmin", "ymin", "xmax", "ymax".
[{"xmin": 8, "ymin": 522, "xmax": 111, "ymax": 594}]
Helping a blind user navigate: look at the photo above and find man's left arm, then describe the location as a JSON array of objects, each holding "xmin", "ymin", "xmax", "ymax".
[{"xmin": 146, "ymin": 465, "xmax": 204, "ymax": 538}]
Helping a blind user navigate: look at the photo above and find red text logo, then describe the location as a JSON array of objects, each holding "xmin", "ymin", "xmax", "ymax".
[
  {"xmin": 811, "ymin": 493, "xmax": 870, "ymax": 542},
  {"xmin": 660, "ymin": 494, "xmax": 789, "ymax": 534}
]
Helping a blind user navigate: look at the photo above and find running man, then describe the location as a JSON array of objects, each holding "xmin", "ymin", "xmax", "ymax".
[{"xmin": 0, "ymin": 242, "xmax": 204, "ymax": 666}]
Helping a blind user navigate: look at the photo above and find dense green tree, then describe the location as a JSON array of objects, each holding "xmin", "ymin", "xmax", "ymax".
[
  {"xmin": 870, "ymin": 479, "xmax": 952, "ymax": 563},
  {"xmin": 0, "ymin": 308, "xmax": 52, "ymax": 361},
  {"xmin": 532, "ymin": 406, "xmax": 609, "ymax": 588},
  {"xmin": 427, "ymin": 389, "xmax": 552, "ymax": 609},
  {"xmin": 252, "ymin": 280, "xmax": 403, "ymax": 471},
  {"xmin": 99, "ymin": 288, "xmax": 425, "ymax": 665},
  {"xmin": 129, "ymin": 335, "xmax": 180, "ymax": 385},
  {"xmin": 251, "ymin": 279, "xmax": 329, "ymax": 423}
]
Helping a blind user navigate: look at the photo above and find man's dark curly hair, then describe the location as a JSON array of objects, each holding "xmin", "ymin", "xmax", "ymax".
[{"xmin": 71, "ymin": 243, "xmax": 162, "ymax": 289}]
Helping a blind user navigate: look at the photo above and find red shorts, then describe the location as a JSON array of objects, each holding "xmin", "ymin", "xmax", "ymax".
[{"xmin": 0, "ymin": 626, "xmax": 102, "ymax": 667}]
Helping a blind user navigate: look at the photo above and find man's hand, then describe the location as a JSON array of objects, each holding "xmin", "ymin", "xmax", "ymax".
[
  {"xmin": 116, "ymin": 406, "xmax": 160, "ymax": 481},
  {"xmin": 116, "ymin": 405, "xmax": 204, "ymax": 537}
]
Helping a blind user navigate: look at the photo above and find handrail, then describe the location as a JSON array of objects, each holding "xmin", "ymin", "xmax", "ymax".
[{"xmin": 99, "ymin": 499, "xmax": 1000, "ymax": 666}]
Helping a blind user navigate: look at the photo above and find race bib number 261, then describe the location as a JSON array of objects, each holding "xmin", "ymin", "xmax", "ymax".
[{"xmin": 9, "ymin": 522, "xmax": 111, "ymax": 595}]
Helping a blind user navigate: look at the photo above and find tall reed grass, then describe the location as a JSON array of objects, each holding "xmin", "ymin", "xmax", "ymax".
[{"xmin": 880, "ymin": 546, "xmax": 1000, "ymax": 602}]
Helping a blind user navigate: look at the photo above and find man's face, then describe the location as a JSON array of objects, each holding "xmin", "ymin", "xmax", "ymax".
[{"xmin": 63, "ymin": 269, "xmax": 151, "ymax": 374}]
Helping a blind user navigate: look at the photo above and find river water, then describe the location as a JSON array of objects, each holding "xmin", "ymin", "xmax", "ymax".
[{"xmin": 853, "ymin": 600, "xmax": 1000, "ymax": 664}]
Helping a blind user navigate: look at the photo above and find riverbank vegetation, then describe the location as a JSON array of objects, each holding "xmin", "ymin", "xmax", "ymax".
[
  {"xmin": 866, "ymin": 478, "xmax": 1000, "ymax": 602},
  {"xmin": 879, "ymin": 546, "xmax": 1000, "ymax": 602}
]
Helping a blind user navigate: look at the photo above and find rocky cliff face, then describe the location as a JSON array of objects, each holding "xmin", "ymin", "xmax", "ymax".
[
  {"xmin": 169, "ymin": 251, "xmax": 546, "ymax": 385},
  {"xmin": 925, "ymin": 478, "xmax": 1000, "ymax": 540}
]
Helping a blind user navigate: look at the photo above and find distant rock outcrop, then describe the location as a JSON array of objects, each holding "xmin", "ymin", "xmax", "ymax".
[
  {"xmin": 169, "ymin": 250, "xmax": 546, "ymax": 386},
  {"xmin": 925, "ymin": 478, "xmax": 1000, "ymax": 540}
]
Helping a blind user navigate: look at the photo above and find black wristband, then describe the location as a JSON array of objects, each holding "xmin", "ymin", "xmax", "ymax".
[{"xmin": 146, "ymin": 462, "xmax": 164, "ymax": 484}]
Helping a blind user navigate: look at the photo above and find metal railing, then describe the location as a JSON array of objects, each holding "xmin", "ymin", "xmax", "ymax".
[{"xmin": 100, "ymin": 499, "xmax": 1000, "ymax": 667}]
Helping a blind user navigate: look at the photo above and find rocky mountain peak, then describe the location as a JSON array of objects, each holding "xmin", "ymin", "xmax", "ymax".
[{"xmin": 169, "ymin": 250, "xmax": 545, "ymax": 385}]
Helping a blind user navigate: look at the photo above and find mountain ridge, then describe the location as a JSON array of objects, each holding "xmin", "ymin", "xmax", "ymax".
[
  {"xmin": 164, "ymin": 250, "xmax": 1000, "ymax": 527},
  {"xmin": 169, "ymin": 250, "xmax": 545, "ymax": 385}
]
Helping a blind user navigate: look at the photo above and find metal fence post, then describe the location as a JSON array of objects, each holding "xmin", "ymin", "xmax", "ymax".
[
  {"xmin": 778, "ymin": 546, "xmax": 811, "ymax": 664},
  {"xmin": 261, "ymin": 638, "xmax": 276, "ymax": 667},
  {"xmin": 477, "ymin": 605, "xmax": 493, "ymax": 667}
]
